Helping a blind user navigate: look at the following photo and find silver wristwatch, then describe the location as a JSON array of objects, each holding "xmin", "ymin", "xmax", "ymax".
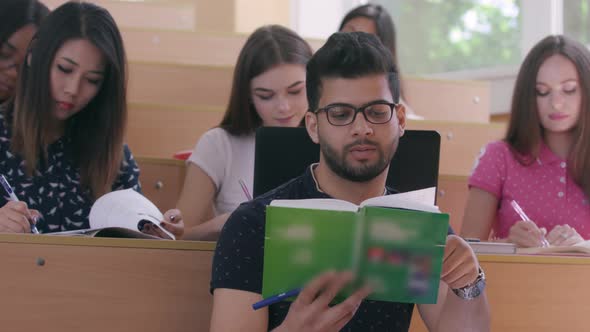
[{"xmin": 452, "ymin": 267, "xmax": 486, "ymax": 300}]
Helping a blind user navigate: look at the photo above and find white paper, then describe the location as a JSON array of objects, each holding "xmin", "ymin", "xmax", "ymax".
[{"xmin": 270, "ymin": 187, "xmax": 439, "ymax": 214}]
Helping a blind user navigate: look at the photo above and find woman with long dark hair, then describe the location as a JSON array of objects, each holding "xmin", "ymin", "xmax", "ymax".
[
  {"xmin": 462, "ymin": 35, "xmax": 590, "ymax": 247},
  {"xmin": 0, "ymin": 2, "xmax": 183, "ymax": 238}
]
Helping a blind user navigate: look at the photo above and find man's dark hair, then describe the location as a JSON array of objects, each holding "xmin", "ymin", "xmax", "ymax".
[{"xmin": 306, "ymin": 32, "xmax": 400, "ymax": 111}]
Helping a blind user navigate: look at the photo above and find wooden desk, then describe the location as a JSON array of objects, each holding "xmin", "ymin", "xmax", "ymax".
[
  {"xmin": 409, "ymin": 254, "xmax": 590, "ymax": 332},
  {"xmin": 0, "ymin": 234, "xmax": 215, "ymax": 332},
  {"xmin": 3, "ymin": 234, "xmax": 589, "ymax": 331}
]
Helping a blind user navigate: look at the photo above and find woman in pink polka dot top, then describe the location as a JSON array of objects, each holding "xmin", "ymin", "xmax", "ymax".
[{"xmin": 461, "ymin": 35, "xmax": 590, "ymax": 248}]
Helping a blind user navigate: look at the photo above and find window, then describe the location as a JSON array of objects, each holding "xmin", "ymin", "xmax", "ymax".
[
  {"xmin": 563, "ymin": 0, "xmax": 590, "ymax": 45},
  {"xmin": 374, "ymin": 0, "xmax": 522, "ymax": 75}
]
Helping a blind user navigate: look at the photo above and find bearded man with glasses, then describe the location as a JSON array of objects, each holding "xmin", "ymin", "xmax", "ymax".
[{"xmin": 209, "ymin": 32, "xmax": 490, "ymax": 332}]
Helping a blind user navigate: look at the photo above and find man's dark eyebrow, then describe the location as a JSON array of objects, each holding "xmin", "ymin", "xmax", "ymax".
[{"xmin": 61, "ymin": 57, "xmax": 105, "ymax": 75}]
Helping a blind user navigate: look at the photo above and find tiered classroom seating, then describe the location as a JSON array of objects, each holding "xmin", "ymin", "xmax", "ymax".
[
  {"xmin": 35, "ymin": 2, "xmax": 517, "ymax": 330},
  {"xmin": 126, "ymin": 53, "xmax": 506, "ymax": 231}
]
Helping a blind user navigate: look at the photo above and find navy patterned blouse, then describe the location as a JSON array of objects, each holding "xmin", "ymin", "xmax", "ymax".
[{"xmin": 0, "ymin": 110, "xmax": 141, "ymax": 233}]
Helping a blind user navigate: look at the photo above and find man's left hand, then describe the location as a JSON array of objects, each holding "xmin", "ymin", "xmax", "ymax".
[{"xmin": 440, "ymin": 235, "xmax": 479, "ymax": 289}]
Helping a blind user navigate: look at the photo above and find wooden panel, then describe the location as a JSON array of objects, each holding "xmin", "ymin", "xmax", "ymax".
[
  {"xmin": 127, "ymin": 62, "xmax": 496, "ymax": 119},
  {"xmin": 136, "ymin": 157, "xmax": 186, "ymax": 213},
  {"xmin": 409, "ymin": 256, "xmax": 590, "ymax": 332},
  {"xmin": 491, "ymin": 112, "xmax": 511, "ymax": 123},
  {"xmin": 122, "ymin": 29, "xmax": 246, "ymax": 66},
  {"xmin": 194, "ymin": 0, "xmax": 235, "ymax": 33},
  {"xmin": 0, "ymin": 236, "xmax": 215, "ymax": 332},
  {"xmin": 404, "ymin": 77, "xmax": 491, "ymax": 123},
  {"xmin": 43, "ymin": 0, "xmax": 198, "ymax": 31},
  {"xmin": 235, "ymin": 0, "xmax": 290, "ymax": 33},
  {"xmin": 437, "ymin": 175, "xmax": 469, "ymax": 233},
  {"xmin": 127, "ymin": 104, "xmax": 224, "ymax": 158},
  {"xmin": 481, "ymin": 257, "xmax": 590, "ymax": 331},
  {"xmin": 128, "ymin": 62, "xmax": 233, "ymax": 108},
  {"xmin": 2, "ymin": 238, "xmax": 590, "ymax": 331},
  {"xmin": 121, "ymin": 29, "xmax": 326, "ymax": 66},
  {"xmin": 407, "ymin": 120, "xmax": 506, "ymax": 177}
]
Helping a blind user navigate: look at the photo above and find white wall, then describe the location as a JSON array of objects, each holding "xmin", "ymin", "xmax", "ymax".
[{"xmin": 292, "ymin": 0, "xmax": 363, "ymax": 39}]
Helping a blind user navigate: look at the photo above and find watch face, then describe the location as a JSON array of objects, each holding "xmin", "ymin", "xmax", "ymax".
[
  {"xmin": 469, "ymin": 280, "xmax": 483, "ymax": 298},
  {"xmin": 454, "ymin": 278, "xmax": 486, "ymax": 300}
]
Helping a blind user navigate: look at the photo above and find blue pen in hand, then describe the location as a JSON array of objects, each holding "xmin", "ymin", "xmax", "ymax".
[
  {"xmin": 0, "ymin": 175, "xmax": 39, "ymax": 234},
  {"xmin": 252, "ymin": 287, "xmax": 302, "ymax": 310}
]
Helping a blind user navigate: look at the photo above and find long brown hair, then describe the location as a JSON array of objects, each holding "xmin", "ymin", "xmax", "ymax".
[
  {"xmin": 339, "ymin": 4, "xmax": 403, "ymax": 96},
  {"xmin": 11, "ymin": 2, "xmax": 127, "ymax": 200},
  {"xmin": 219, "ymin": 25, "xmax": 312, "ymax": 136},
  {"xmin": 506, "ymin": 35, "xmax": 590, "ymax": 198}
]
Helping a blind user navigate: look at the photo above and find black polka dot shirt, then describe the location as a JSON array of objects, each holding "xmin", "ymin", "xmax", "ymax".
[{"xmin": 0, "ymin": 110, "xmax": 140, "ymax": 233}]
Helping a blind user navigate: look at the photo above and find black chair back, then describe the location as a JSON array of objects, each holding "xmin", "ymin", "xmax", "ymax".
[{"xmin": 253, "ymin": 127, "xmax": 440, "ymax": 203}]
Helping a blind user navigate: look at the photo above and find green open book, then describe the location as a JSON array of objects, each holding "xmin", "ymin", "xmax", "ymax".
[{"xmin": 262, "ymin": 190, "xmax": 449, "ymax": 304}]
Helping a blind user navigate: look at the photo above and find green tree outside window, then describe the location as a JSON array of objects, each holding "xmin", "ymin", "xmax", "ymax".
[
  {"xmin": 564, "ymin": 0, "xmax": 590, "ymax": 45},
  {"xmin": 374, "ymin": 0, "xmax": 522, "ymax": 75}
]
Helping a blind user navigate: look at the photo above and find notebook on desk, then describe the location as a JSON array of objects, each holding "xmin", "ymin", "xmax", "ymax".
[
  {"xmin": 469, "ymin": 241, "xmax": 517, "ymax": 254},
  {"xmin": 253, "ymin": 127, "xmax": 441, "ymax": 201},
  {"xmin": 517, "ymin": 240, "xmax": 590, "ymax": 255}
]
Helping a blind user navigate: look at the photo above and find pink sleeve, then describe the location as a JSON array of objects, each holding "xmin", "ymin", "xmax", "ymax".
[{"xmin": 468, "ymin": 141, "xmax": 508, "ymax": 199}]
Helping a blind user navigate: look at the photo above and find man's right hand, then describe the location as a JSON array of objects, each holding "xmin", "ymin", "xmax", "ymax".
[
  {"xmin": 0, "ymin": 201, "xmax": 39, "ymax": 233},
  {"xmin": 273, "ymin": 271, "xmax": 372, "ymax": 332}
]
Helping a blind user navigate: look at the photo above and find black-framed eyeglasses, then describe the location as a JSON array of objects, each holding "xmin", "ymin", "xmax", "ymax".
[{"xmin": 314, "ymin": 100, "xmax": 397, "ymax": 126}]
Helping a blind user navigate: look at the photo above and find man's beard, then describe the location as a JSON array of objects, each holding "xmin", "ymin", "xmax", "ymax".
[{"xmin": 319, "ymin": 135, "xmax": 398, "ymax": 182}]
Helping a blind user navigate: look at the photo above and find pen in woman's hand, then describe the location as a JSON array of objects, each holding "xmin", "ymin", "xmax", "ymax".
[
  {"xmin": 0, "ymin": 175, "xmax": 39, "ymax": 234},
  {"xmin": 510, "ymin": 200, "xmax": 549, "ymax": 247},
  {"xmin": 239, "ymin": 179, "xmax": 253, "ymax": 201}
]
